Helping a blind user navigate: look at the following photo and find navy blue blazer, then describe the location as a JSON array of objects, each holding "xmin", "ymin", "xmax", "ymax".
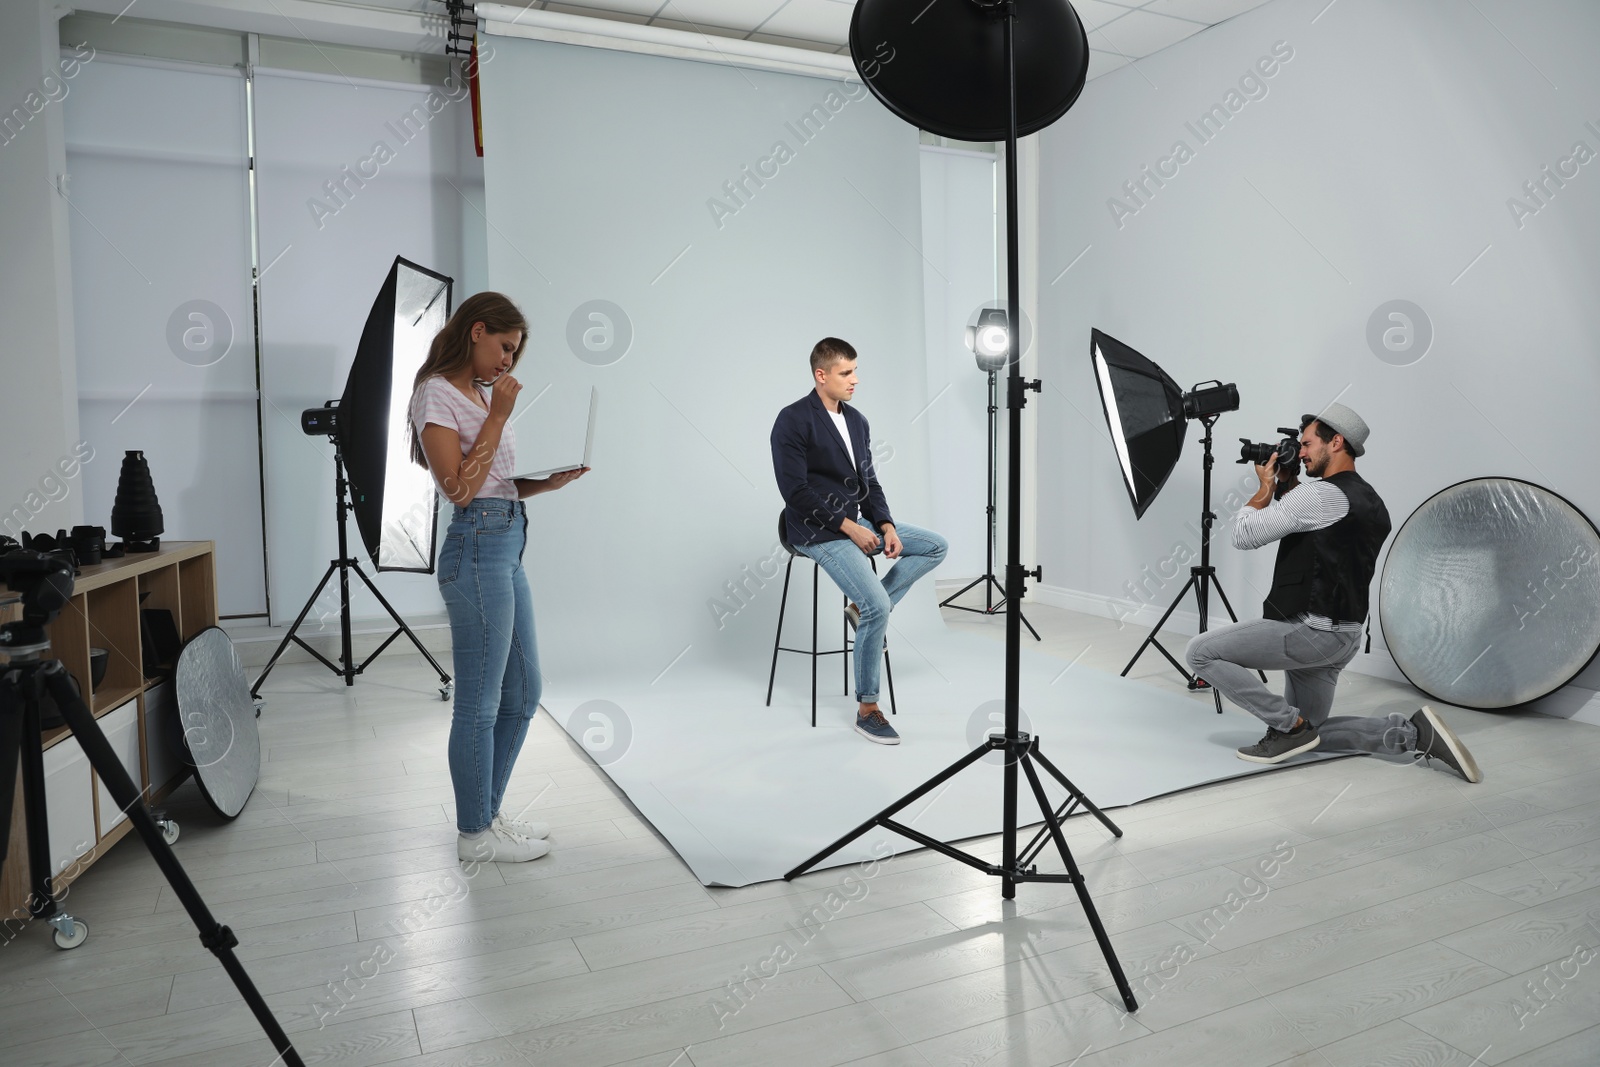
[{"xmin": 771, "ymin": 390, "xmax": 894, "ymax": 546}]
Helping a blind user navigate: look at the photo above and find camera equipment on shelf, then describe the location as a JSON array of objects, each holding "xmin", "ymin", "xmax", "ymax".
[
  {"xmin": 0, "ymin": 550, "xmax": 305, "ymax": 1066},
  {"xmin": 110, "ymin": 450, "xmax": 164, "ymax": 553}
]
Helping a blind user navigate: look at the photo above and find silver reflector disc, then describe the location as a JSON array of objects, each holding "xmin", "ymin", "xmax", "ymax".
[
  {"xmin": 1380, "ymin": 478, "xmax": 1600, "ymax": 708},
  {"xmin": 174, "ymin": 626, "xmax": 260, "ymax": 817}
]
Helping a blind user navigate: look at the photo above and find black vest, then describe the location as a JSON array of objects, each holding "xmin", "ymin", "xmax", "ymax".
[{"xmin": 1262, "ymin": 470, "xmax": 1392, "ymax": 624}]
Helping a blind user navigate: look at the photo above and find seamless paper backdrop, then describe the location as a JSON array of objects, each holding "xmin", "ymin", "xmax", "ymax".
[
  {"xmin": 476, "ymin": 35, "xmax": 932, "ymax": 681},
  {"xmin": 474, "ymin": 33, "xmax": 1315, "ymax": 885}
]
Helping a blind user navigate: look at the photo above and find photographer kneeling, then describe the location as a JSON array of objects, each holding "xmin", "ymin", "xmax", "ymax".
[{"xmin": 1185, "ymin": 403, "xmax": 1481, "ymax": 781}]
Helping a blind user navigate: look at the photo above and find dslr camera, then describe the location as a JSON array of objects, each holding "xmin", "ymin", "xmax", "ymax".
[{"xmin": 1238, "ymin": 427, "xmax": 1302, "ymax": 479}]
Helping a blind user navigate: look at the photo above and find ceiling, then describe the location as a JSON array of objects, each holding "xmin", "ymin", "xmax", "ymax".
[{"xmin": 387, "ymin": 0, "xmax": 1277, "ymax": 78}]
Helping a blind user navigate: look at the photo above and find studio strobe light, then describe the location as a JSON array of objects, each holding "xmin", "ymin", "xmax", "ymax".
[
  {"xmin": 941, "ymin": 304, "xmax": 1040, "ymax": 640},
  {"xmin": 1090, "ymin": 328, "xmax": 1260, "ymax": 712},
  {"xmin": 788, "ymin": 0, "xmax": 1140, "ymax": 1018},
  {"xmin": 252, "ymin": 256, "xmax": 455, "ymax": 699}
]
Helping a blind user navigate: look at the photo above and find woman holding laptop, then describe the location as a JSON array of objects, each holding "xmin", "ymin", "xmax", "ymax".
[{"xmin": 408, "ymin": 291, "xmax": 588, "ymax": 863}]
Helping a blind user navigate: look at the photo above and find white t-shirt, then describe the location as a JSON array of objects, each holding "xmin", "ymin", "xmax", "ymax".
[
  {"xmin": 409, "ymin": 376, "xmax": 519, "ymax": 500},
  {"xmin": 828, "ymin": 409, "xmax": 857, "ymax": 471}
]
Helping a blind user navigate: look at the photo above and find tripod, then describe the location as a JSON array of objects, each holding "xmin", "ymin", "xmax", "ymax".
[
  {"xmin": 252, "ymin": 443, "xmax": 451, "ymax": 700},
  {"xmin": 939, "ymin": 370, "xmax": 1040, "ymax": 641},
  {"xmin": 1119, "ymin": 414, "xmax": 1263, "ymax": 713},
  {"xmin": 1, "ymin": 619, "xmax": 305, "ymax": 1066},
  {"xmin": 790, "ymin": 2, "xmax": 1137, "ymax": 1014}
]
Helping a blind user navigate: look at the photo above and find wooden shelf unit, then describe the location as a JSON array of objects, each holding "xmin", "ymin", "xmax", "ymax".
[{"xmin": 1, "ymin": 541, "xmax": 217, "ymax": 924}]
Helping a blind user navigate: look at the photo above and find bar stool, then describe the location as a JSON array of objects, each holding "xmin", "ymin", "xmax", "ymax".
[{"xmin": 765, "ymin": 511, "xmax": 897, "ymax": 727}]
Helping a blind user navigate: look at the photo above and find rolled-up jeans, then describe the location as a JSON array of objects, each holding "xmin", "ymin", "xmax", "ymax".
[
  {"xmin": 437, "ymin": 497, "xmax": 541, "ymax": 834},
  {"xmin": 1185, "ymin": 616, "xmax": 1415, "ymax": 755},
  {"xmin": 795, "ymin": 521, "xmax": 948, "ymax": 703}
]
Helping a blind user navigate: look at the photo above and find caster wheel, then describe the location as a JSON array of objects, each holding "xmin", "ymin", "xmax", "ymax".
[
  {"xmin": 160, "ymin": 819, "xmax": 180, "ymax": 845},
  {"xmin": 253, "ymin": 697, "xmax": 264, "ymax": 718},
  {"xmin": 52, "ymin": 919, "xmax": 88, "ymax": 949},
  {"xmin": 439, "ymin": 685, "xmax": 453, "ymax": 702}
]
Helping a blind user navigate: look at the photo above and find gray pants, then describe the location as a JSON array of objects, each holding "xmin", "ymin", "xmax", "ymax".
[{"xmin": 1185, "ymin": 617, "xmax": 1416, "ymax": 755}]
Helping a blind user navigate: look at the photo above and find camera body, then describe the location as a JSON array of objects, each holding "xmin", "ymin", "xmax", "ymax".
[{"xmin": 1238, "ymin": 427, "xmax": 1302, "ymax": 478}]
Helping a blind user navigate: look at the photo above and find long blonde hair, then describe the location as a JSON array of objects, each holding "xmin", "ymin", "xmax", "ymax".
[{"xmin": 409, "ymin": 291, "xmax": 530, "ymax": 466}]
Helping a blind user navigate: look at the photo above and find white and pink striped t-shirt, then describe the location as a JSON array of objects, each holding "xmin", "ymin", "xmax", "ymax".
[{"xmin": 409, "ymin": 375, "xmax": 519, "ymax": 500}]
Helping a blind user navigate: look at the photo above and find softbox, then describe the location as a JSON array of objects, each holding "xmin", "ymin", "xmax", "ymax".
[
  {"xmin": 339, "ymin": 257, "xmax": 452, "ymax": 572},
  {"xmin": 1090, "ymin": 329, "xmax": 1186, "ymax": 519}
]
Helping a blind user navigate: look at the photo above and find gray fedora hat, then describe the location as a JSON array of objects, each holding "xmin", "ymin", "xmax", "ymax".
[{"xmin": 1302, "ymin": 402, "xmax": 1369, "ymax": 457}]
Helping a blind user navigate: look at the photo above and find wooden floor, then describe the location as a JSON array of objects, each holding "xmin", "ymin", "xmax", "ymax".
[{"xmin": 4, "ymin": 597, "xmax": 1599, "ymax": 1067}]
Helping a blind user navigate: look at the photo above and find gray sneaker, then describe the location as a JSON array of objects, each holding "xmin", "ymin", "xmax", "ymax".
[
  {"xmin": 1237, "ymin": 720, "xmax": 1320, "ymax": 764},
  {"xmin": 855, "ymin": 708, "xmax": 900, "ymax": 745},
  {"xmin": 1411, "ymin": 705, "xmax": 1482, "ymax": 783},
  {"xmin": 845, "ymin": 601, "xmax": 860, "ymax": 631}
]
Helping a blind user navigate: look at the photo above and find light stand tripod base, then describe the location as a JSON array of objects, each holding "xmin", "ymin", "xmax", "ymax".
[
  {"xmin": 251, "ymin": 447, "xmax": 450, "ymax": 700},
  {"xmin": 939, "ymin": 574, "xmax": 1040, "ymax": 641},
  {"xmin": 785, "ymin": 731, "xmax": 1138, "ymax": 1013},
  {"xmin": 1119, "ymin": 415, "xmax": 1266, "ymax": 712}
]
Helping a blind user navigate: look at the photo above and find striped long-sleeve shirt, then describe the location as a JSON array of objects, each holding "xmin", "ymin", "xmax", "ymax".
[{"xmin": 1233, "ymin": 480, "xmax": 1364, "ymax": 631}]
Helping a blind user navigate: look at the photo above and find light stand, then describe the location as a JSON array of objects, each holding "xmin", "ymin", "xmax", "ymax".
[
  {"xmin": 790, "ymin": 0, "xmax": 1138, "ymax": 1014},
  {"xmin": 939, "ymin": 368, "xmax": 1041, "ymax": 640},
  {"xmin": 1118, "ymin": 415, "xmax": 1264, "ymax": 713},
  {"xmin": 0, "ymin": 566, "xmax": 306, "ymax": 1067},
  {"xmin": 251, "ymin": 435, "xmax": 452, "ymax": 700}
]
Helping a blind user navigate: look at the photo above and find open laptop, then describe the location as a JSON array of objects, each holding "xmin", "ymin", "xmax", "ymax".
[{"xmin": 516, "ymin": 386, "xmax": 598, "ymax": 480}]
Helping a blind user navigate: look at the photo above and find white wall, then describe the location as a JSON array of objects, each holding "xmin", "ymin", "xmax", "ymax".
[
  {"xmin": 919, "ymin": 146, "xmax": 1001, "ymax": 581},
  {"xmin": 0, "ymin": 1, "xmax": 82, "ymax": 541},
  {"xmin": 1033, "ymin": 0, "xmax": 1600, "ymax": 699},
  {"xmin": 253, "ymin": 66, "xmax": 485, "ymax": 625}
]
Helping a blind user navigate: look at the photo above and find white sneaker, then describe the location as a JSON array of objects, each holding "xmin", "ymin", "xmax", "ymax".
[
  {"xmin": 458, "ymin": 825, "xmax": 550, "ymax": 863},
  {"xmin": 493, "ymin": 811, "xmax": 551, "ymax": 839}
]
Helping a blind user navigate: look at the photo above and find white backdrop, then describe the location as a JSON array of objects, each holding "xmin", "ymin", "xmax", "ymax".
[
  {"xmin": 1033, "ymin": 0, "xmax": 1600, "ymax": 698},
  {"xmin": 476, "ymin": 33, "xmax": 932, "ymax": 679}
]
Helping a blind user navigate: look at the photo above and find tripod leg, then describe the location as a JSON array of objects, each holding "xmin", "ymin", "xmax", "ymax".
[
  {"xmin": 938, "ymin": 574, "xmax": 987, "ymax": 609},
  {"xmin": 350, "ymin": 562, "xmax": 452, "ymax": 684},
  {"xmin": 1027, "ymin": 745, "xmax": 1123, "ymax": 838},
  {"xmin": 1020, "ymin": 752, "xmax": 1138, "ymax": 1012},
  {"xmin": 1120, "ymin": 574, "xmax": 1197, "ymax": 676},
  {"xmin": 786, "ymin": 740, "xmax": 994, "ymax": 880},
  {"xmin": 250, "ymin": 560, "xmax": 339, "ymax": 696},
  {"xmin": 41, "ymin": 663, "xmax": 306, "ymax": 1066},
  {"xmin": 0, "ymin": 673, "xmax": 24, "ymax": 873},
  {"xmin": 1019, "ymin": 607, "xmax": 1040, "ymax": 642}
]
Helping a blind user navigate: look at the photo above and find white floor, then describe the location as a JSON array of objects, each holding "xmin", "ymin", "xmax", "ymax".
[{"xmin": 3, "ymin": 595, "xmax": 1599, "ymax": 1067}]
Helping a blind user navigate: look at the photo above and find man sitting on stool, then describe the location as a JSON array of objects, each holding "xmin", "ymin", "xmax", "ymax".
[
  {"xmin": 770, "ymin": 337, "xmax": 948, "ymax": 745},
  {"xmin": 1185, "ymin": 403, "xmax": 1481, "ymax": 781}
]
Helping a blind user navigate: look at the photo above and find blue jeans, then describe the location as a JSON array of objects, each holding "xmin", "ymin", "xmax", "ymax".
[
  {"xmin": 796, "ymin": 521, "xmax": 948, "ymax": 703},
  {"xmin": 438, "ymin": 498, "xmax": 541, "ymax": 834}
]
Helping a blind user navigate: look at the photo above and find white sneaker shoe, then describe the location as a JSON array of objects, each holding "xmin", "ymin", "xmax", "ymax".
[
  {"xmin": 493, "ymin": 811, "xmax": 551, "ymax": 839},
  {"xmin": 458, "ymin": 825, "xmax": 550, "ymax": 863}
]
